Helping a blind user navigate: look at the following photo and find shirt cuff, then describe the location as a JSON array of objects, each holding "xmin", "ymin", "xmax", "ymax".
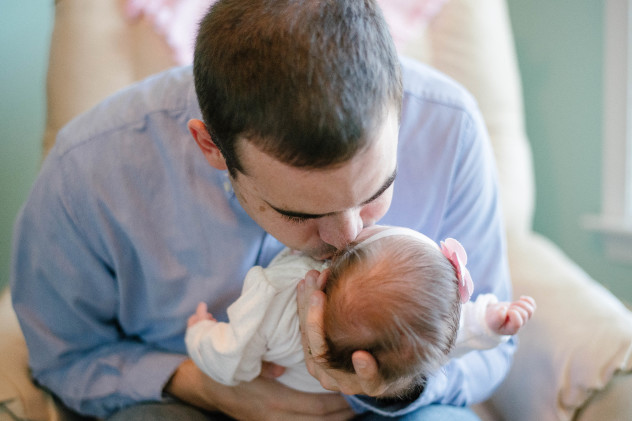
[
  {"xmin": 343, "ymin": 373, "xmax": 448, "ymax": 416},
  {"xmin": 127, "ymin": 352, "xmax": 189, "ymax": 402}
]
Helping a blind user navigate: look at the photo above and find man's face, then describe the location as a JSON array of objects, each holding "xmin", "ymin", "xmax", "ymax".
[{"xmin": 230, "ymin": 110, "xmax": 399, "ymax": 260}]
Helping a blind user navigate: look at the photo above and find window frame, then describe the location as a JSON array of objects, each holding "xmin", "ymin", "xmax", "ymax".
[{"xmin": 583, "ymin": 0, "xmax": 632, "ymax": 262}]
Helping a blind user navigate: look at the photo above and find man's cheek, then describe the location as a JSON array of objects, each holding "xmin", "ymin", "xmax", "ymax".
[{"xmin": 363, "ymin": 198, "xmax": 391, "ymax": 223}]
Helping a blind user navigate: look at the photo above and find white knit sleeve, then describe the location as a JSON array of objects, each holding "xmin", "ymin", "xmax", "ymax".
[
  {"xmin": 185, "ymin": 266, "xmax": 277, "ymax": 385},
  {"xmin": 451, "ymin": 293, "xmax": 510, "ymax": 358}
]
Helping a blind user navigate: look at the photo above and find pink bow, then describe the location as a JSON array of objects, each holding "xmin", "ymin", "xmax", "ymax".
[{"xmin": 440, "ymin": 238, "xmax": 474, "ymax": 303}]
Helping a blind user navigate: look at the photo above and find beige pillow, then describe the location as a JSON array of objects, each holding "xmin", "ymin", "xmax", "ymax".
[{"xmin": 490, "ymin": 234, "xmax": 632, "ymax": 420}]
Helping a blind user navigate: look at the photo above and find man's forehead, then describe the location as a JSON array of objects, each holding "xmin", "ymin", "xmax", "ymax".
[{"xmin": 235, "ymin": 110, "xmax": 399, "ymax": 214}]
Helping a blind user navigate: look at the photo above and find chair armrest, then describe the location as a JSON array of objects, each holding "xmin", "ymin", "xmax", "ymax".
[
  {"xmin": 44, "ymin": 0, "xmax": 174, "ymax": 157},
  {"xmin": 419, "ymin": 0, "xmax": 536, "ymax": 235},
  {"xmin": 575, "ymin": 372, "xmax": 632, "ymax": 421},
  {"xmin": 487, "ymin": 234, "xmax": 632, "ymax": 421}
]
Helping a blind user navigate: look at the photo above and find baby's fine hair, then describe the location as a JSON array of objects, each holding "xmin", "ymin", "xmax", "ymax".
[{"xmin": 322, "ymin": 235, "xmax": 461, "ymax": 392}]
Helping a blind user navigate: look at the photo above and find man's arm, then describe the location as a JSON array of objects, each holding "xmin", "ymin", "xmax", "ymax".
[
  {"xmin": 11, "ymin": 150, "xmax": 355, "ymax": 420},
  {"xmin": 11, "ymin": 152, "xmax": 187, "ymax": 417},
  {"xmin": 165, "ymin": 359, "xmax": 354, "ymax": 421}
]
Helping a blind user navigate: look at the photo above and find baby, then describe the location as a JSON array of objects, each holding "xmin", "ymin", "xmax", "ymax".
[{"xmin": 186, "ymin": 226, "xmax": 535, "ymax": 397}]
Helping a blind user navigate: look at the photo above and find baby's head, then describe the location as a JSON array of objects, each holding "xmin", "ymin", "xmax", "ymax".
[{"xmin": 322, "ymin": 227, "xmax": 461, "ymax": 397}]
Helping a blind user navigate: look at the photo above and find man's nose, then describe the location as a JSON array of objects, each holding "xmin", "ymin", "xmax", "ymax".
[{"xmin": 317, "ymin": 209, "xmax": 363, "ymax": 250}]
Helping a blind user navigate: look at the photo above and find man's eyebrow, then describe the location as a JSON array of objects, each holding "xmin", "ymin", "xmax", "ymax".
[{"xmin": 267, "ymin": 168, "xmax": 397, "ymax": 220}]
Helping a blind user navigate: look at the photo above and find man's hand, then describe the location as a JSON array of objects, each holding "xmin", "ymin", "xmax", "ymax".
[
  {"xmin": 165, "ymin": 359, "xmax": 354, "ymax": 421},
  {"xmin": 296, "ymin": 269, "xmax": 390, "ymax": 396}
]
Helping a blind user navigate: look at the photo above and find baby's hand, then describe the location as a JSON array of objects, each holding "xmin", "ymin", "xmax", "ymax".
[
  {"xmin": 187, "ymin": 302, "xmax": 216, "ymax": 327},
  {"xmin": 486, "ymin": 296, "xmax": 536, "ymax": 336}
]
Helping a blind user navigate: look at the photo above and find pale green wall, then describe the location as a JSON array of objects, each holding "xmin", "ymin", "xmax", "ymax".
[
  {"xmin": 0, "ymin": 1, "xmax": 53, "ymax": 290},
  {"xmin": 507, "ymin": 0, "xmax": 632, "ymax": 303},
  {"xmin": 1, "ymin": 1, "xmax": 631, "ymax": 304}
]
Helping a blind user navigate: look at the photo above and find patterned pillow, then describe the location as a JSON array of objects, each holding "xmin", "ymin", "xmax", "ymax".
[
  {"xmin": 124, "ymin": 0, "xmax": 449, "ymax": 65},
  {"xmin": 378, "ymin": 0, "xmax": 449, "ymax": 48}
]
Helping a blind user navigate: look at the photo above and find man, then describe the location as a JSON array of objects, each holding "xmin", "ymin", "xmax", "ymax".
[{"xmin": 11, "ymin": 0, "xmax": 514, "ymax": 420}]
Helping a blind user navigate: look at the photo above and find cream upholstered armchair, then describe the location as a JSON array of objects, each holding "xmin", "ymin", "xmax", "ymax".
[{"xmin": 2, "ymin": 0, "xmax": 632, "ymax": 420}]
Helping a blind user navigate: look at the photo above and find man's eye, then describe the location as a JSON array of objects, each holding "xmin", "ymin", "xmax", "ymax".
[{"xmin": 281, "ymin": 214, "xmax": 309, "ymax": 224}]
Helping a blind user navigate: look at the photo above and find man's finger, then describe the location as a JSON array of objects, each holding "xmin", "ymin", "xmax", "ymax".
[
  {"xmin": 297, "ymin": 270, "xmax": 325, "ymax": 378},
  {"xmin": 260, "ymin": 361, "xmax": 286, "ymax": 379},
  {"xmin": 297, "ymin": 270, "xmax": 321, "ymax": 324},
  {"xmin": 316, "ymin": 268, "xmax": 330, "ymax": 289},
  {"xmin": 351, "ymin": 350, "xmax": 385, "ymax": 396},
  {"xmin": 305, "ymin": 290, "xmax": 327, "ymax": 359}
]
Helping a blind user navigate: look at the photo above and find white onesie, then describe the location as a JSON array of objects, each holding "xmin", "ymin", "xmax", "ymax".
[{"xmin": 186, "ymin": 247, "xmax": 508, "ymax": 393}]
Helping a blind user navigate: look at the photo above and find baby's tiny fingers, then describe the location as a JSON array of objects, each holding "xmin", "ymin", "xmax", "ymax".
[
  {"xmin": 196, "ymin": 302, "xmax": 208, "ymax": 316},
  {"xmin": 502, "ymin": 309, "xmax": 525, "ymax": 334},
  {"xmin": 510, "ymin": 304, "xmax": 531, "ymax": 324},
  {"xmin": 515, "ymin": 297, "xmax": 536, "ymax": 318},
  {"xmin": 519, "ymin": 296, "xmax": 537, "ymax": 311}
]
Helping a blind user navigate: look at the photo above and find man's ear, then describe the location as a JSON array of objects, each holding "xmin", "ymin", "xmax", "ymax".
[{"xmin": 188, "ymin": 119, "xmax": 228, "ymax": 171}]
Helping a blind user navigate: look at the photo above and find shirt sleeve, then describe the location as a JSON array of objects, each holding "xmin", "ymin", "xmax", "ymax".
[
  {"xmin": 425, "ymin": 91, "xmax": 516, "ymax": 408},
  {"xmin": 11, "ymin": 151, "xmax": 188, "ymax": 418},
  {"xmin": 345, "ymin": 64, "xmax": 516, "ymax": 415}
]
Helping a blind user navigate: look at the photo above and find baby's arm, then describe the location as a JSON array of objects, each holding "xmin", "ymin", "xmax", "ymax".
[
  {"xmin": 485, "ymin": 296, "xmax": 536, "ymax": 336},
  {"xmin": 187, "ymin": 302, "xmax": 217, "ymax": 327},
  {"xmin": 452, "ymin": 294, "xmax": 536, "ymax": 358},
  {"xmin": 185, "ymin": 266, "xmax": 280, "ymax": 386}
]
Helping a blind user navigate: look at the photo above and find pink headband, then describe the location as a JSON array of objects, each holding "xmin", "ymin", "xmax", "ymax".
[
  {"xmin": 357, "ymin": 227, "xmax": 474, "ymax": 303},
  {"xmin": 440, "ymin": 238, "xmax": 474, "ymax": 303}
]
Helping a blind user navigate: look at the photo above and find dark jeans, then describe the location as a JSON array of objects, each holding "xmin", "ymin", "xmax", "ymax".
[{"xmin": 106, "ymin": 402, "xmax": 481, "ymax": 421}]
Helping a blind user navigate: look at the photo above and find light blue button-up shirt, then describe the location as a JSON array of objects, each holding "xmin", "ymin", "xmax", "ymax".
[{"xmin": 11, "ymin": 57, "xmax": 514, "ymax": 418}]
